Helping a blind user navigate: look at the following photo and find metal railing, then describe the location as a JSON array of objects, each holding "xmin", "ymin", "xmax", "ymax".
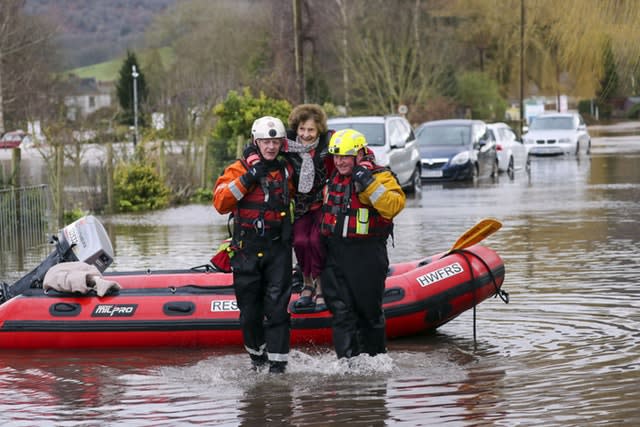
[{"xmin": 0, "ymin": 185, "xmax": 52, "ymax": 252}]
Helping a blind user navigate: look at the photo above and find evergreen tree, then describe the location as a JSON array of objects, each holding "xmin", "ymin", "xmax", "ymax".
[{"xmin": 115, "ymin": 51, "xmax": 148, "ymax": 126}]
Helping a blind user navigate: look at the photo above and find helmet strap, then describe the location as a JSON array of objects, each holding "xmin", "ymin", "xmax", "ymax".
[{"xmin": 252, "ymin": 139, "xmax": 267, "ymax": 161}]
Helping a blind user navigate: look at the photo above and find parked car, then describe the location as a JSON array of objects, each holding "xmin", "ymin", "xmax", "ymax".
[
  {"xmin": 487, "ymin": 122, "xmax": 530, "ymax": 177},
  {"xmin": 327, "ymin": 115, "xmax": 422, "ymax": 193},
  {"xmin": 415, "ymin": 119, "xmax": 498, "ymax": 182},
  {"xmin": 523, "ymin": 112, "xmax": 591, "ymax": 156},
  {"xmin": 0, "ymin": 130, "xmax": 27, "ymax": 149}
]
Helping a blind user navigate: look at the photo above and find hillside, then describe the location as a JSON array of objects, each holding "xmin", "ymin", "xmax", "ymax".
[
  {"xmin": 24, "ymin": 0, "xmax": 176, "ymax": 70},
  {"xmin": 70, "ymin": 46, "xmax": 175, "ymax": 82}
]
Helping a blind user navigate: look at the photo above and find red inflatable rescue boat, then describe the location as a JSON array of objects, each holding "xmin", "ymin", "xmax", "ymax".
[{"xmin": 0, "ymin": 216, "xmax": 508, "ymax": 349}]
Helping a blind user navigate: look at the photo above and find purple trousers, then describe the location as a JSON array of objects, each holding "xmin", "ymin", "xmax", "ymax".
[{"xmin": 292, "ymin": 208, "xmax": 325, "ymax": 278}]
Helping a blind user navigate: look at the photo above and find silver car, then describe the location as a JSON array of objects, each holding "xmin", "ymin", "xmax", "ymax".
[
  {"xmin": 523, "ymin": 112, "xmax": 591, "ymax": 156},
  {"xmin": 488, "ymin": 122, "xmax": 530, "ymax": 177},
  {"xmin": 327, "ymin": 115, "xmax": 422, "ymax": 193}
]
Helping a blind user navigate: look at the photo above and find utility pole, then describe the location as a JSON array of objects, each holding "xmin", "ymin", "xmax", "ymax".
[
  {"xmin": 292, "ymin": 0, "xmax": 305, "ymax": 104},
  {"xmin": 519, "ymin": 0, "xmax": 525, "ymax": 136},
  {"xmin": 132, "ymin": 65, "xmax": 139, "ymax": 146},
  {"xmin": 336, "ymin": 0, "xmax": 350, "ymax": 114},
  {"xmin": 0, "ymin": 50, "xmax": 4, "ymax": 135}
]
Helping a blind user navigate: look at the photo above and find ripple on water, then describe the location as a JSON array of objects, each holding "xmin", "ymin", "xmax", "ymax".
[{"xmin": 2, "ymin": 143, "xmax": 640, "ymax": 425}]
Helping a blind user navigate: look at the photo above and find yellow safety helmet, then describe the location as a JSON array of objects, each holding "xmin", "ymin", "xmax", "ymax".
[{"xmin": 328, "ymin": 129, "xmax": 367, "ymax": 156}]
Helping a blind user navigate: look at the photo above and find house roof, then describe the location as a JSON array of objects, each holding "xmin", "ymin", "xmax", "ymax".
[{"xmin": 64, "ymin": 77, "xmax": 112, "ymax": 96}]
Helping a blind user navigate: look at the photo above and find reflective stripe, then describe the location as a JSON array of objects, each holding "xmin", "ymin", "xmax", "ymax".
[
  {"xmin": 268, "ymin": 351, "xmax": 288, "ymax": 362},
  {"xmin": 245, "ymin": 343, "xmax": 266, "ymax": 356},
  {"xmin": 229, "ymin": 181, "xmax": 244, "ymax": 200},
  {"xmin": 355, "ymin": 208, "xmax": 369, "ymax": 234},
  {"xmin": 369, "ymin": 183, "xmax": 386, "ymax": 204},
  {"xmin": 321, "ymin": 170, "xmax": 392, "ymax": 239},
  {"xmin": 342, "ymin": 215, "xmax": 349, "ymax": 237}
]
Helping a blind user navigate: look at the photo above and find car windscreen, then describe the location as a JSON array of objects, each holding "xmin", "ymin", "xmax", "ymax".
[
  {"xmin": 328, "ymin": 123, "xmax": 385, "ymax": 146},
  {"xmin": 529, "ymin": 117, "xmax": 574, "ymax": 130},
  {"xmin": 416, "ymin": 125, "xmax": 470, "ymax": 146},
  {"xmin": 1, "ymin": 132, "xmax": 24, "ymax": 142}
]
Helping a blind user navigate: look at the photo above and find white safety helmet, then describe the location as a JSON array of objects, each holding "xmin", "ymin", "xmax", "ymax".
[{"xmin": 251, "ymin": 116, "xmax": 286, "ymax": 142}]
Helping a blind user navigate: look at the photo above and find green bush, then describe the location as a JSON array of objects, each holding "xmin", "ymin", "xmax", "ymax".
[
  {"xmin": 577, "ymin": 100, "xmax": 592, "ymax": 115},
  {"xmin": 455, "ymin": 71, "xmax": 507, "ymax": 121},
  {"xmin": 597, "ymin": 102, "xmax": 613, "ymax": 120},
  {"xmin": 627, "ymin": 103, "xmax": 640, "ymax": 119},
  {"xmin": 212, "ymin": 87, "xmax": 292, "ymax": 159},
  {"xmin": 113, "ymin": 162, "xmax": 170, "ymax": 212},
  {"xmin": 190, "ymin": 187, "xmax": 213, "ymax": 204},
  {"xmin": 63, "ymin": 207, "xmax": 88, "ymax": 224}
]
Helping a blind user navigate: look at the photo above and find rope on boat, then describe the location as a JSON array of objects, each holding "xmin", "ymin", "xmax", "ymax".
[
  {"xmin": 190, "ymin": 264, "xmax": 219, "ymax": 273},
  {"xmin": 447, "ymin": 248, "xmax": 509, "ymax": 304},
  {"xmin": 445, "ymin": 249, "xmax": 510, "ymax": 346}
]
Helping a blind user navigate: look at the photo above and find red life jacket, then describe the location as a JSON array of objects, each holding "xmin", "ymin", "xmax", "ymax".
[
  {"xmin": 320, "ymin": 169, "xmax": 393, "ymax": 239},
  {"xmin": 234, "ymin": 159, "xmax": 293, "ymax": 238}
]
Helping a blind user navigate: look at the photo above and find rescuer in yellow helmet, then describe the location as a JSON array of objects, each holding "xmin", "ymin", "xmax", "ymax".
[{"xmin": 320, "ymin": 128, "xmax": 406, "ymax": 359}]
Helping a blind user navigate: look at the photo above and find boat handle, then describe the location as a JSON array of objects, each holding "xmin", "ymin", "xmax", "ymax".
[
  {"xmin": 49, "ymin": 302, "xmax": 82, "ymax": 317},
  {"xmin": 163, "ymin": 301, "xmax": 196, "ymax": 316}
]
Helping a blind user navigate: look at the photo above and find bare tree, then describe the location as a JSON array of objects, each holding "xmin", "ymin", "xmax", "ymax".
[
  {"xmin": 138, "ymin": 0, "xmax": 640, "ymax": 125},
  {"xmin": 0, "ymin": 0, "xmax": 58, "ymax": 134},
  {"xmin": 447, "ymin": 0, "xmax": 640, "ymax": 100},
  {"xmin": 267, "ymin": 0, "xmax": 298, "ymax": 103},
  {"xmin": 145, "ymin": 0, "xmax": 272, "ymax": 133},
  {"xmin": 328, "ymin": 0, "xmax": 449, "ymax": 115},
  {"xmin": 0, "ymin": 0, "xmax": 25, "ymax": 134}
]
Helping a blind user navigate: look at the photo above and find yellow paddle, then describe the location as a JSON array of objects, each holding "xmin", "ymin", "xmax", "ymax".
[{"xmin": 447, "ymin": 218, "xmax": 502, "ymax": 254}]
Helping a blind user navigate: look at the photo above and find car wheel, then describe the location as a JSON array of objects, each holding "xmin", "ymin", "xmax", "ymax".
[
  {"xmin": 407, "ymin": 165, "xmax": 421, "ymax": 194},
  {"xmin": 490, "ymin": 158, "xmax": 499, "ymax": 179},
  {"xmin": 471, "ymin": 163, "xmax": 479, "ymax": 181},
  {"xmin": 575, "ymin": 141, "xmax": 580, "ymax": 156},
  {"xmin": 586, "ymin": 140, "xmax": 591, "ymax": 155},
  {"xmin": 525, "ymin": 154, "xmax": 531, "ymax": 173},
  {"xmin": 507, "ymin": 156, "xmax": 515, "ymax": 179}
]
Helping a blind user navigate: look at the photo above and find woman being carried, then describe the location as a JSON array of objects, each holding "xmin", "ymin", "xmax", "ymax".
[{"xmin": 285, "ymin": 104, "xmax": 334, "ymax": 311}]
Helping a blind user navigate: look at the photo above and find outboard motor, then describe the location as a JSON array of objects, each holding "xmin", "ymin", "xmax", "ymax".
[{"xmin": 0, "ymin": 215, "xmax": 114, "ymax": 303}]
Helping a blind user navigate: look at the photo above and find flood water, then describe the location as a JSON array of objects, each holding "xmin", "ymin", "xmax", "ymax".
[{"xmin": 1, "ymin": 130, "xmax": 640, "ymax": 425}]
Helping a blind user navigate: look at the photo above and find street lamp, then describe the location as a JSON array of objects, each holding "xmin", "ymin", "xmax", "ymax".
[{"xmin": 131, "ymin": 65, "xmax": 139, "ymax": 146}]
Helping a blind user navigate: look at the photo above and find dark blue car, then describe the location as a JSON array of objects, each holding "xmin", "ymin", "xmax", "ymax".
[{"xmin": 415, "ymin": 119, "xmax": 498, "ymax": 181}]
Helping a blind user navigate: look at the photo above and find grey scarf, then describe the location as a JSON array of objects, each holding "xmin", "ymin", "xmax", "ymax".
[{"xmin": 287, "ymin": 137, "xmax": 319, "ymax": 193}]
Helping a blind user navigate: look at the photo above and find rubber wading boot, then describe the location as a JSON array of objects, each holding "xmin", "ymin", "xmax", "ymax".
[
  {"xmin": 251, "ymin": 354, "xmax": 268, "ymax": 371},
  {"xmin": 269, "ymin": 361, "xmax": 287, "ymax": 374}
]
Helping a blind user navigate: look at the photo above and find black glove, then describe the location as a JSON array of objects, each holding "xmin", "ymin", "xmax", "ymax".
[
  {"xmin": 243, "ymin": 144, "xmax": 261, "ymax": 165},
  {"xmin": 352, "ymin": 165, "xmax": 374, "ymax": 190},
  {"xmin": 240, "ymin": 162, "xmax": 267, "ymax": 188}
]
